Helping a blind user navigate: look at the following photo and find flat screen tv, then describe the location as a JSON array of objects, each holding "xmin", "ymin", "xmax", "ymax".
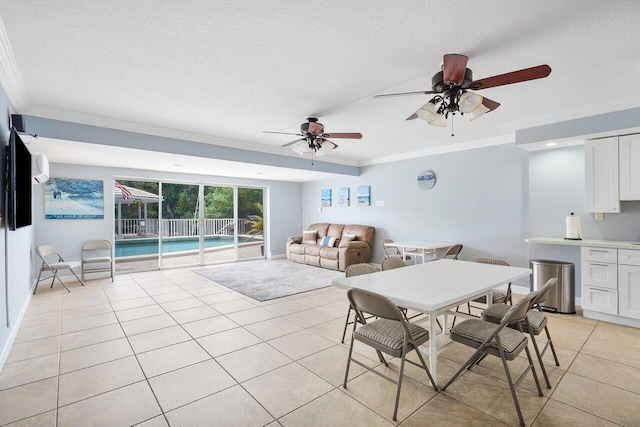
[{"xmin": 7, "ymin": 127, "xmax": 32, "ymax": 230}]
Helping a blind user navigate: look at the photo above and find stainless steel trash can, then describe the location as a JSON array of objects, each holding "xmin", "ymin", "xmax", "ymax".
[{"xmin": 530, "ymin": 259, "xmax": 575, "ymax": 314}]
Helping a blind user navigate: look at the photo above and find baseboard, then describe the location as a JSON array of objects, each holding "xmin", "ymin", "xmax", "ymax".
[
  {"xmin": 583, "ymin": 309, "xmax": 640, "ymax": 328},
  {"xmin": 0, "ymin": 289, "xmax": 33, "ymax": 372},
  {"xmin": 269, "ymin": 253, "xmax": 287, "ymax": 260}
]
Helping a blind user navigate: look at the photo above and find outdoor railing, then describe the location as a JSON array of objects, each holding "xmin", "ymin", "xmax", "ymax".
[{"xmin": 116, "ymin": 218, "xmax": 252, "ymax": 238}]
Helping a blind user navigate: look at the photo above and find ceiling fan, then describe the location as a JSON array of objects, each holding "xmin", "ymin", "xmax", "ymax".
[
  {"xmin": 374, "ymin": 54, "xmax": 551, "ymax": 133},
  {"xmin": 263, "ymin": 117, "xmax": 363, "ymax": 159}
]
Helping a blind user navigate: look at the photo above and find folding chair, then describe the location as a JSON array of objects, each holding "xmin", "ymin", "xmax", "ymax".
[
  {"xmin": 340, "ymin": 263, "xmax": 379, "ymax": 343},
  {"xmin": 82, "ymin": 240, "xmax": 114, "ymax": 282},
  {"xmin": 344, "ymin": 288, "xmax": 438, "ymax": 421},
  {"xmin": 34, "ymin": 245, "xmax": 85, "ymax": 294},
  {"xmin": 441, "ymin": 291, "xmax": 543, "ymax": 427},
  {"xmin": 481, "ymin": 278, "xmax": 560, "ymax": 389}
]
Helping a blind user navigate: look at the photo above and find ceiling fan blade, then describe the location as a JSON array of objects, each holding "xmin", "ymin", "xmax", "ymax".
[
  {"xmin": 482, "ymin": 97, "xmax": 501, "ymax": 111},
  {"xmin": 443, "ymin": 54, "xmax": 468, "ymax": 85},
  {"xmin": 281, "ymin": 138, "xmax": 306, "ymax": 147},
  {"xmin": 308, "ymin": 121, "xmax": 324, "ymax": 134},
  {"xmin": 323, "ymin": 132, "xmax": 362, "ymax": 139},
  {"xmin": 263, "ymin": 131, "xmax": 304, "ymax": 136},
  {"xmin": 470, "ymin": 64, "xmax": 551, "ymax": 90},
  {"xmin": 373, "ymin": 90, "xmax": 437, "ymax": 99},
  {"xmin": 406, "ymin": 112, "xmax": 419, "ymax": 120}
]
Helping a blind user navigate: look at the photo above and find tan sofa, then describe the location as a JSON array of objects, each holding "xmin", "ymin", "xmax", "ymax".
[{"xmin": 286, "ymin": 223, "xmax": 375, "ymax": 271}]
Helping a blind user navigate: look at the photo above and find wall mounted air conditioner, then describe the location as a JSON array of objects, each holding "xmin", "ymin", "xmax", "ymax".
[{"xmin": 32, "ymin": 154, "xmax": 49, "ymax": 184}]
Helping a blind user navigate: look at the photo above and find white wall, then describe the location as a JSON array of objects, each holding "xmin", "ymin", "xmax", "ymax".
[
  {"xmin": 32, "ymin": 163, "xmax": 302, "ymax": 273},
  {"xmin": 301, "ymin": 143, "xmax": 531, "ymax": 286}
]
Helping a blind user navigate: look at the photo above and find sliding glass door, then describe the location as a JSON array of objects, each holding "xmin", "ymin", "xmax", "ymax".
[
  {"xmin": 202, "ymin": 185, "xmax": 236, "ymax": 264},
  {"xmin": 114, "ymin": 179, "xmax": 160, "ymax": 274},
  {"xmin": 237, "ymin": 187, "xmax": 264, "ymax": 260},
  {"xmin": 115, "ymin": 180, "xmax": 265, "ymax": 272},
  {"xmin": 161, "ymin": 183, "xmax": 200, "ymax": 268}
]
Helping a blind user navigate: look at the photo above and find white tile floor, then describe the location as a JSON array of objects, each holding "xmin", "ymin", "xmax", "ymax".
[{"xmin": 1, "ymin": 263, "xmax": 640, "ymax": 426}]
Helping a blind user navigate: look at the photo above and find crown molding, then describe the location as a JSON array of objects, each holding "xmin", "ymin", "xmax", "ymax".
[
  {"xmin": 0, "ymin": 15, "xmax": 28, "ymax": 110},
  {"xmin": 362, "ymin": 134, "xmax": 515, "ymax": 166}
]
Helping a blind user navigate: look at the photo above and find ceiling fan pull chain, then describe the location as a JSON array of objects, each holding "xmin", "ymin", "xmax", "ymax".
[{"xmin": 450, "ymin": 114, "xmax": 454, "ymax": 137}]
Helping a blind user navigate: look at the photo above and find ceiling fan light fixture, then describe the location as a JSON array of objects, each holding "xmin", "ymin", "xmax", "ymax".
[
  {"xmin": 416, "ymin": 101, "xmax": 438, "ymax": 122},
  {"xmin": 292, "ymin": 142, "xmax": 311, "ymax": 155},
  {"xmin": 468, "ymin": 104, "xmax": 490, "ymax": 120},
  {"xmin": 428, "ymin": 113, "xmax": 447, "ymax": 127},
  {"xmin": 315, "ymin": 143, "xmax": 331, "ymax": 157},
  {"xmin": 458, "ymin": 91, "xmax": 483, "ymax": 113}
]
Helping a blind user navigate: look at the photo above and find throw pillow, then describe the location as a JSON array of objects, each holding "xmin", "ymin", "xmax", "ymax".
[
  {"xmin": 339, "ymin": 233, "xmax": 356, "ymax": 247},
  {"xmin": 321, "ymin": 236, "xmax": 337, "ymax": 247},
  {"xmin": 302, "ymin": 230, "xmax": 317, "ymax": 244}
]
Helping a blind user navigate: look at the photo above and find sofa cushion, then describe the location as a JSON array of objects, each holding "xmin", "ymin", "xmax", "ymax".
[
  {"xmin": 319, "ymin": 246, "xmax": 339, "ymax": 260},
  {"xmin": 305, "ymin": 245, "xmax": 322, "ymax": 256},
  {"xmin": 289, "ymin": 244, "xmax": 306, "ymax": 255},
  {"xmin": 307, "ymin": 223, "xmax": 331, "ymax": 239},
  {"xmin": 327, "ymin": 224, "xmax": 346, "ymax": 239},
  {"xmin": 302, "ymin": 230, "xmax": 317, "ymax": 244}
]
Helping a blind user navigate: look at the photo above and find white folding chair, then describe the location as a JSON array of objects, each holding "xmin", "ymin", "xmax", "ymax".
[
  {"xmin": 34, "ymin": 245, "xmax": 85, "ymax": 294},
  {"xmin": 82, "ymin": 240, "xmax": 114, "ymax": 281}
]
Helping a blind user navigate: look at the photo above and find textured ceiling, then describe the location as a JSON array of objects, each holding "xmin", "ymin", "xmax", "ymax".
[{"xmin": 1, "ymin": 0, "xmax": 640, "ymax": 173}]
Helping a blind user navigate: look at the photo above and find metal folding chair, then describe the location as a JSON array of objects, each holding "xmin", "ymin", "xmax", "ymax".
[
  {"xmin": 344, "ymin": 288, "xmax": 438, "ymax": 421},
  {"xmin": 441, "ymin": 291, "xmax": 543, "ymax": 427},
  {"xmin": 34, "ymin": 244, "xmax": 85, "ymax": 294}
]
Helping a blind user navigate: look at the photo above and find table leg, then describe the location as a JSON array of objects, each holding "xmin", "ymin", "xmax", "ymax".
[
  {"xmin": 486, "ymin": 290, "xmax": 494, "ymax": 308},
  {"xmin": 429, "ymin": 312, "xmax": 438, "ymax": 383}
]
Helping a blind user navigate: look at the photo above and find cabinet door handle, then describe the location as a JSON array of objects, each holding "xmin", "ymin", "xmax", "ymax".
[
  {"xmin": 589, "ymin": 250, "xmax": 609, "ymax": 253},
  {"xmin": 589, "ymin": 263, "xmax": 611, "ymax": 267}
]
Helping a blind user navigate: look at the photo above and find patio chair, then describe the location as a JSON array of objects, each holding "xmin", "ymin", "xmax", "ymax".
[
  {"xmin": 481, "ymin": 278, "xmax": 560, "ymax": 389},
  {"xmin": 343, "ymin": 288, "xmax": 438, "ymax": 421},
  {"xmin": 34, "ymin": 244, "xmax": 85, "ymax": 294},
  {"xmin": 441, "ymin": 291, "xmax": 543, "ymax": 427},
  {"xmin": 82, "ymin": 240, "xmax": 114, "ymax": 282},
  {"xmin": 340, "ymin": 263, "xmax": 380, "ymax": 343}
]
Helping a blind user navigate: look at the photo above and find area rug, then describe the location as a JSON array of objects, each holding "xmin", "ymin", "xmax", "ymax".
[{"xmin": 192, "ymin": 259, "xmax": 343, "ymax": 302}]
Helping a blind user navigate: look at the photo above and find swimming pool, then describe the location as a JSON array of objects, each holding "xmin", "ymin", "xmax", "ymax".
[{"xmin": 115, "ymin": 236, "xmax": 235, "ymax": 257}]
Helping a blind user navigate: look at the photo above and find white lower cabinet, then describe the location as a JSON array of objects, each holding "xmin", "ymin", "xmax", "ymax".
[
  {"xmin": 618, "ymin": 264, "xmax": 640, "ymax": 320},
  {"xmin": 582, "ymin": 246, "xmax": 640, "ymax": 321},
  {"xmin": 582, "ymin": 286, "xmax": 618, "ymax": 315}
]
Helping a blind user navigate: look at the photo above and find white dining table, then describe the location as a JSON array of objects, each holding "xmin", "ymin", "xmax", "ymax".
[
  {"xmin": 384, "ymin": 240, "xmax": 456, "ymax": 263},
  {"xmin": 332, "ymin": 259, "xmax": 531, "ymax": 384}
]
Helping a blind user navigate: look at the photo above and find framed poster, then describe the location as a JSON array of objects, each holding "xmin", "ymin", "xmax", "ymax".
[
  {"xmin": 338, "ymin": 187, "xmax": 350, "ymax": 207},
  {"xmin": 45, "ymin": 178, "xmax": 105, "ymax": 219},
  {"xmin": 357, "ymin": 186, "xmax": 370, "ymax": 206},
  {"xmin": 321, "ymin": 189, "xmax": 332, "ymax": 207}
]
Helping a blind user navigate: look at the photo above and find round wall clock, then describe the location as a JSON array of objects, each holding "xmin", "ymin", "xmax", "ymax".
[{"xmin": 417, "ymin": 170, "xmax": 436, "ymax": 190}]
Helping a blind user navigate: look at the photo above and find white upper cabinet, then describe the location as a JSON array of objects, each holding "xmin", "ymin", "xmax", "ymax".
[
  {"xmin": 585, "ymin": 137, "xmax": 620, "ymax": 213},
  {"xmin": 619, "ymin": 134, "xmax": 640, "ymax": 200}
]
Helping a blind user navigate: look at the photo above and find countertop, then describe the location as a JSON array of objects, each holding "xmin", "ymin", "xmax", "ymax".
[{"xmin": 526, "ymin": 237, "xmax": 640, "ymax": 249}]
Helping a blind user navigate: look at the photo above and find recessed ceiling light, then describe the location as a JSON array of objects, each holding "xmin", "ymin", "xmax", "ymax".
[
  {"xmin": 173, "ymin": 163, "xmax": 183, "ymax": 167},
  {"xmin": 546, "ymin": 142, "xmax": 558, "ymax": 147},
  {"xmin": 256, "ymin": 172, "xmax": 264, "ymax": 175}
]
